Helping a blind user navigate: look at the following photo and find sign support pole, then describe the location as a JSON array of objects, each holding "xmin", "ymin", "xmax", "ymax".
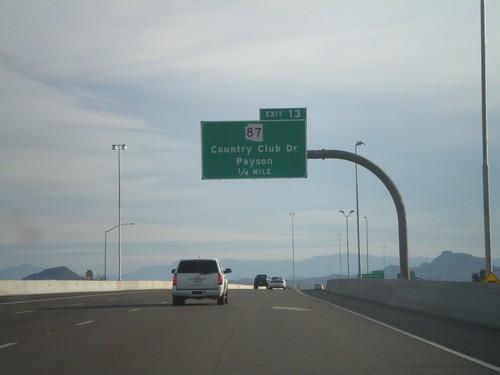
[{"xmin": 307, "ymin": 149, "xmax": 409, "ymax": 280}]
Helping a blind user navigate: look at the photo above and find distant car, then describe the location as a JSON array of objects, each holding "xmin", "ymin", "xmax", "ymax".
[
  {"xmin": 171, "ymin": 258, "xmax": 231, "ymax": 305},
  {"xmin": 254, "ymin": 274, "xmax": 270, "ymax": 289},
  {"xmin": 314, "ymin": 283, "xmax": 324, "ymax": 290},
  {"xmin": 269, "ymin": 276, "xmax": 287, "ymax": 290}
]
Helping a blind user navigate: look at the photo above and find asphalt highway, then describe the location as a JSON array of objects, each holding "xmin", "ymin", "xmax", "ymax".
[{"xmin": 1, "ymin": 289, "xmax": 499, "ymax": 374}]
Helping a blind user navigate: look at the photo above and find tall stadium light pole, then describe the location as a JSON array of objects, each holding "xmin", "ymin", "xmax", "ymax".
[
  {"xmin": 480, "ymin": 0, "xmax": 492, "ymax": 275},
  {"xmin": 289, "ymin": 213, "xmax": 296, "ymax": 289},
  {"xmin": 112, "ymin": 144, "xmax": 126, "ymax": 281},
  {"xmin": 104, "ymin": 223, "xmax": 134, "ymax": 280},
  {"xmin": 339, "ymin": 210, "xmax": 355, "ymax": 278},
  {"xmin": 355, "ymin": 141, "xmax": 365, "ymax": 278},
  {"xmin": 337, "ymin": 233, "xmax": 343, "ymax": 279},
  {"xmin": 364, "ymin": 216, "xmax": 369, "ymax": 274}
]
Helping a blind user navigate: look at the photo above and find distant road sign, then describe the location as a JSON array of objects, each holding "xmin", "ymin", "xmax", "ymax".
[
  {"xmin": 484, "ymin": 272, "xmax": 500, "ymax": 283},
  {"xmin": 201, "ymin": 120, "xmax": 307, "ymax": 180},
  {"xmin": 362, "ymin": 272, "xmax": 384, "ymax": 279},
  {"xmin": 259, "ymin": 107, "xmax": 307, "ymax": 121}
]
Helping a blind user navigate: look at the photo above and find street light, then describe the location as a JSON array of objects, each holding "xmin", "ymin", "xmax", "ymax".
[
  {"xmin": 480, "ymin": 0, "xmax": 492, "ymax": 275},
  {"xmin": 337, "ymin": 233, "xmax": 342, "ymax": 279},
  {"xmin": 289, "ymin": 212, "xmax": 296, "ymax": 289},
  {"xmin": 339, "ymin": 210, "xmax": 355, "ymax": 278},
  {"xmin": 382, "ymin": 245, "xmax": 386, "ymax": 276},
  {"xmin": 364, "ymin": 216, "xmax": 369, "ymax": 273},
  {"xmin": 112, "ymin": 144, "xmax": 126, "ymax": 281},
  {"xmin": 355, "ymin": 141, "xmax": 365, "ymax": 279},
  {"xmin": 104, "ymin": 222, "xmax": 134, "ymax": 280}
]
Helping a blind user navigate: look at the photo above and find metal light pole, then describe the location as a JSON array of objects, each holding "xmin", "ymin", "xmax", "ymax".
[
  {"xmin": 480, "ymin": 0, "xmax": 492, "ymax": 275},
  {"xmin": 104, "ymin": 222, "xmax": 134, "ymax": 280},
  {"xmin": 355, "ymin": 141, "xmax": 365, "ymax": 279},
  {"xmin": 339, "ymin": 210, "xmax": 355, "ymax": 278},
  {"xmin": 364, "ymin": 216, "xmax": 369, "ymax": 274},
  {"xmin": 289, "ymin": 212, "xmax": 296, "ymax": 289},
  {"xmin": 112, "ymin": 144, "xmax": 126, "ymax": 281},
  {"xmin": 382, "ymin": 246, "xmax": 386, "ymax": 277},
  {"xmin": 337, "ymin": 233, "xmax": 342, "ymax": 279}
]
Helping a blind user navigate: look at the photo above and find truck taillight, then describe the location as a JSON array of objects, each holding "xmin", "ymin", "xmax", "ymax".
[
  {"xmin": 218, "ymin": 273, "xmax": 223, "ymax": 285},
  {"xmin": 173, "ymin": 273, "xmax": 177, "ymax": 286}
]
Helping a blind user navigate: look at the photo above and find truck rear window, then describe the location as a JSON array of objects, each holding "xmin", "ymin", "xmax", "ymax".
[{"xmin": 177, "ymin": 260, "xmax": 218, "ymax": 274}]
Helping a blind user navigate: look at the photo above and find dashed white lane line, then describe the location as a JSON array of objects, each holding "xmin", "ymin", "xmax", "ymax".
[
  {"xmin": 15, "ymin": 310, "xmax": 34, "ymax": 315},
  {"xmin": 75, "ymin": 320, "xmax": 95, "ymax": 326},
  {"xmin": 0, "ymin": 343, "xmax": 18, "ymax": 350},
  {"xmin": 271, "ymin": 306, "xmax": 311, "ymax": 311},
  {"xmin": 129, "ymin": 308, "xmax": 141, "ymax": 312}
]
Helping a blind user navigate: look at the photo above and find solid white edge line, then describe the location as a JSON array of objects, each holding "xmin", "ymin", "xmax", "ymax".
[
  {"xmin": 0, "ymin": 343, "xmax": 18, "ymax": 350},
  {"xmin": 299, "ymin": 290, "xmax": 500, "ymax": 373}
]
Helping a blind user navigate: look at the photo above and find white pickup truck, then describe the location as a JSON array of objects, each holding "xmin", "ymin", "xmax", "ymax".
[{"xmin": 171, "ymin": 258, "xmax": 232, "ymax": 306}]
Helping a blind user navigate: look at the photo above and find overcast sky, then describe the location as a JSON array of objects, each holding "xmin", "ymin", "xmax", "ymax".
[{"xmin": 1, "ymin": 0, "xmax": 499, "ymax": 277}]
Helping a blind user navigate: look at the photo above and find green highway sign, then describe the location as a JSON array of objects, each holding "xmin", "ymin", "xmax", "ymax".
[
  {"xmin": 362, "ymin": 272, "xmax": 384, "ymax": 279},
  {"xmin": 201, "ymin": 120, "xmax": 307, "ymax": 180},
  {"xmin": 259, "ymin": 107, "xmax": 307, "ymax": 121}
]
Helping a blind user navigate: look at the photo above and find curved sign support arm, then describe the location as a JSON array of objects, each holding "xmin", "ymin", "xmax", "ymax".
[{"xmin": 307, "ymin": 149, "xmax": 409, "ymax": 280}]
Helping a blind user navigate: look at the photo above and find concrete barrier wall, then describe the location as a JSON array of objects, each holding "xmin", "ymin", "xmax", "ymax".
[
  {"xmin": 228, "ymin": 284, "xmax": 254, "ymax": 289},
  {"xmin": 0, "ymin": 280, "xmax": 173, "ymax": 296},
  {"xmin": 0, "ymin": 280, "xmax": 252, "ymax": 296},
  {"xmin": 326, "ymin": 279, "xmax": 500, "ymax": 330}
]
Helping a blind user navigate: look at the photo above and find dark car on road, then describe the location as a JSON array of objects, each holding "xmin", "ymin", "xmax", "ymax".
[{"xmin": 254, "ymin": 274, "xmax": 269, "ymax": 289}]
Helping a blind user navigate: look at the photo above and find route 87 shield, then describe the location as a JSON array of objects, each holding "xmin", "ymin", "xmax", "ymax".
[
  {"xmin": 245, "ymin": 124, "xmax": 263, "ymax": 142},
  {"xmin": 201, "ymin": 120, "xmax": 307, "ymax": 180}
]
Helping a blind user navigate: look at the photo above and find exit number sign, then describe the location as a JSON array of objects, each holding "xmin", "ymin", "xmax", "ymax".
[{"xmin": 259, "ymin": 107, "xmax": 306, "ymax": 120}]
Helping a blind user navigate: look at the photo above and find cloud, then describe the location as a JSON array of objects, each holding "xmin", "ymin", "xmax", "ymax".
[{"xmin": 0, "ymin": 0, "xmax": 498, "ymax": 274}]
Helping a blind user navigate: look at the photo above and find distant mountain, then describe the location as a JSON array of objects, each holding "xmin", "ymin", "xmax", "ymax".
[
  {"xmin": 120, "ymin": 255, "xmax": 431, "ymax": 282},
  {"xmin": 124, "ymin": 264, "xmax": 177, "ymax": 281},
  {"xmin": 23, "ymin": 266, "xmax": 85, "ymax": 280},
  {"xmin": 3, "ymin": 251, "xmax": 497, "ymax": 283},
  {"xmin": 411, "ymin": 251, "xmax": 488, "ymax": 281},
  {"xmin": 293, "ymin": 252, "xmax": 495, "ymax": 287},
  {"xmin": 0, "ymin": 264, "xmax": 44, "ymax": 280}
]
